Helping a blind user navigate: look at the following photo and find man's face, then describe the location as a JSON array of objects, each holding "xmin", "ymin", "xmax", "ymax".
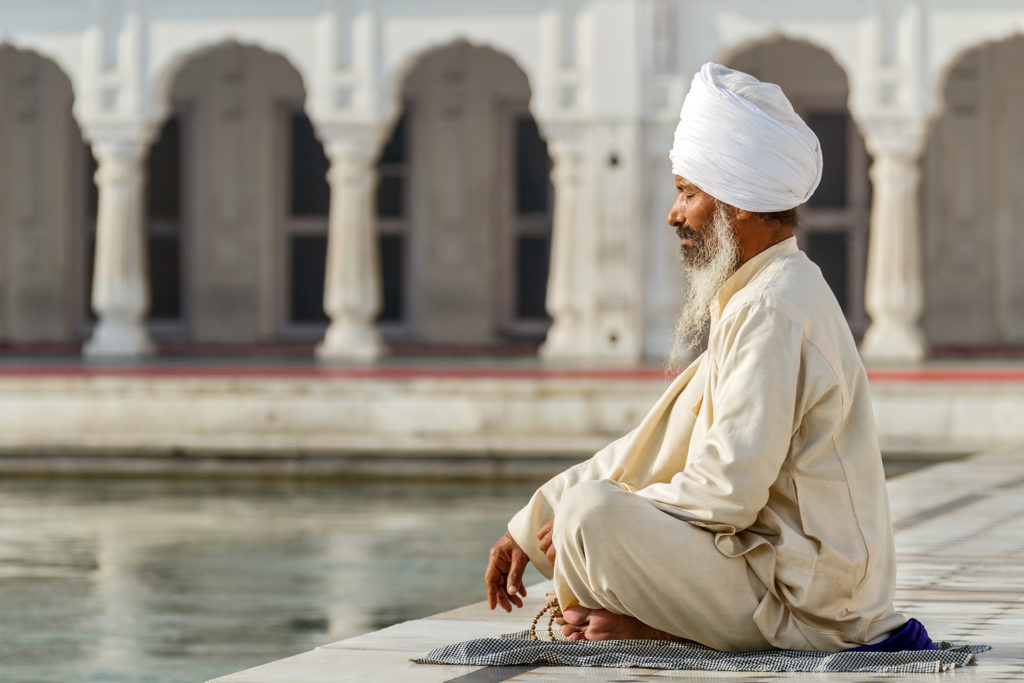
[
  {"xmin": 666, "ymin": 175, "xmax": 742, "ymax": 363},
  {"xmin": 666, "ymin": 175, "xmax": 725, "ymax": 268}
]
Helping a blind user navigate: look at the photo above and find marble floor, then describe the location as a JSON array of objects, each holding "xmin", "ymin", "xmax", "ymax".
[{"xmin": 212, "ymin": 450, "xmax": 1024, "ymax": 682}]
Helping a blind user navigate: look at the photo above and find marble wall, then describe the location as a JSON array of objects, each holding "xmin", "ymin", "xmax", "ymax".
[{"xmin": 0, "ymin": 1, "xmax": 1021, "ymax": 360}]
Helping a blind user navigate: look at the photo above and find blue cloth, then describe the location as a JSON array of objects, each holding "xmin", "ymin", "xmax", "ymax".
[{"xmin": 846, "ymin": 618, "xmax": 936, "ymax": 652}]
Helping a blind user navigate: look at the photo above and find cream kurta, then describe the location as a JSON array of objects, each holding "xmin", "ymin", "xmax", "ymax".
[{"xmin": 508, "ymin": 237, "xmax": 904, "ymax": 651}]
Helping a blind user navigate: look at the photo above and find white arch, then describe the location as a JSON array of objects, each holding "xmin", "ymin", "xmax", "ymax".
[
  {"xmin": 148, "ymin": 34, "xmax": 313, "ymax": 125},
  {"xmin": 0, "ymin": 40, "xmax": 77, "ymax": 107},
  {"xmin": 369, "ymin": 33, "xmax": 550, "ymax": 172},
  {"xmin": 381, "ymin": 32, "xmax": 542, "ymax": 134},
  {"xmin": 928, "ymin": 29, "xmax": 1024, "ymax": 127},
  {"xmin": 715, "ymin": 30, "xmax": 857, "ymax": 87}
]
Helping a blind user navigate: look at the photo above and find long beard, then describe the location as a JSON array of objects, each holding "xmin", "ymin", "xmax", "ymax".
[{"xmin": 669, "ymin": 203, "xmax": 741, "ymax": 367}]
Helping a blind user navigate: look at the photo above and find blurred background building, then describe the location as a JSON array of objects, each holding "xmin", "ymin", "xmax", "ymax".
[{"xmin": 0, "ymin": 0, "xmax": 1021, "ymax": 364}]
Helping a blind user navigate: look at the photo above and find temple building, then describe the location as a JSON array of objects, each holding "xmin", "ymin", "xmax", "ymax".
[{"xmin": 0, "ymin": 0, "xmax": 1021, "ymax": 363}]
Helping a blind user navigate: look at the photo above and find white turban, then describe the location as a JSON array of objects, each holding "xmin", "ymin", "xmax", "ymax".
[{"xmin": 669, "ymin": 62, "xmax": 822, "ymax": 212}]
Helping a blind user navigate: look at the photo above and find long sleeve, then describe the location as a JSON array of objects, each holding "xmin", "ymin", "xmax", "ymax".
[
  {"xmin": 507, "ymin": 355, "xmax": 708, "ymax": 577},
  {"xmin": 639, "ymin": 304, "xmax": 804, "ymax": 533},
  {"xmin": 507, "ymin": 429, "xmax": 639, "ymax": 577}
]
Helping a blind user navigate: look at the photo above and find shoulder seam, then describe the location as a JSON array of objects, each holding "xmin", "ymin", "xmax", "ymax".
[{"xmin": 715, "ymin": 283, "xmax": 851, "ymax": 408}]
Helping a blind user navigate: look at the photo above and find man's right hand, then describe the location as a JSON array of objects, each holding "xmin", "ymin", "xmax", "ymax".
[{"xmin": 485, "ymin": 531, "xmax": 529, "ymax": 611}]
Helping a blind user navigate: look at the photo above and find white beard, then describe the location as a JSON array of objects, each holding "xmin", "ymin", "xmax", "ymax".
[{"xmin": 669, "ymin": 203, "xmax": 741, "ymax": 367}]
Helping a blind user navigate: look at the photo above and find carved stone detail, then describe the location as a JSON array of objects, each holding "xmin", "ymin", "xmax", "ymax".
[
  {"xmin": 539, "ymin": 130, "xmax": 589, "ymax": 360},
  {"xmin": 314, "ymin": 126, "xmax": 387, "ymax": 361},
  {"xmin": 860, "ymin": 116, "xmax": 928, "ymax": 363},
  {"xmin": 83, "ymin": 123, "xmax": 158, "ymax": 357}
]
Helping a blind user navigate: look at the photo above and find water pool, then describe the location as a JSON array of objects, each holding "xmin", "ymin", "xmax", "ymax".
[{"xmin": 0, "ymin": 476, "xmax": 546, "ymax": 683}]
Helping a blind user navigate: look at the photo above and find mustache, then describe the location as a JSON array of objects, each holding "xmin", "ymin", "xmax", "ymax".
[{"xmin": 675, "ymin": 224, "xmax": 698, "ymax": 241}]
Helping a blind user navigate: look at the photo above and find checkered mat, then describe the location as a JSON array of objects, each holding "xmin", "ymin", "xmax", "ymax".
[{"xmin": 414, "ymin": 632, "xmax": 989, "ymax": 673}]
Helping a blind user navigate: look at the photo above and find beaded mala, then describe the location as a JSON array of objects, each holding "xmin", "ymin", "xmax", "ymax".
[{"xmin": 529, "ymin": 595, "xmax": 565, "ymax": 641}]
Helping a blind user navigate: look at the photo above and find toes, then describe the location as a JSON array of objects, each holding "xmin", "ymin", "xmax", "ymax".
[
  {"xmin": 578, "ymin": 609, "xmax": 621, "ymax": 641},
  {"xmin": 560, "ymin": 623, "xmax": 582, "ymax": 638},
  {"xmin": 561, "ymin": 605, "xmax": 591, "ymax": 626},
  {"xmin": 583, "ymin": 609, "xmax": 619, "ymax": 633}
]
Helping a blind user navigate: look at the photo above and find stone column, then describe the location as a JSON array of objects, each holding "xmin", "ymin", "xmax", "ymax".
[
  {"xmin": 315, "ymin": 131, "xmax": 385, "ymax": 361},
  {"xmin": 540, "ymin": 133, "xmax": 590, "ymax": 361},
  {"xmin": 860, "ymin": 118, "xmax": 928, "ymax": 363},
  {"xmin": 83, "ymin": 128, "xmax": 156, "ymax": 358}
]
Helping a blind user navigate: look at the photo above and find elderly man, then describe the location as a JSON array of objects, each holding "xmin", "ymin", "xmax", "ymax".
[{"xmin": 484, "ymin": 63, "xmax": 927, "ymax": 652}]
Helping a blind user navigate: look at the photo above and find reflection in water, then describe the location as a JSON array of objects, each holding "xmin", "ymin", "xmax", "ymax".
[{"xmin": 0, "ymin": 476, "xmax": 545, "ymax": 683}]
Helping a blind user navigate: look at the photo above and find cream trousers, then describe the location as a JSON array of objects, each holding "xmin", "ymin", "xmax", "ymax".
[{"xmin": 551, "ymin": 479, "xmax": 772, "ymax": 652}]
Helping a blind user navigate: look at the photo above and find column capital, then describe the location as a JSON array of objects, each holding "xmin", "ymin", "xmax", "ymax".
[
  {"xmin": 81, "ymin": 119, "xmax": 161, "ymax": 163},
  {"xmin": 548, "ymin": 138, "xmax": 584, "ymax": 188},
  {"xmin": 859, "ymin": 112, "xmax": 928, "ymax": 162},
  {"xmin": 312, "ymin": 120, "xmax": 389, "ymax": 161},
  {"xmin": 538, "ymin": 120, "xmax": 586, "ymax": 157}
]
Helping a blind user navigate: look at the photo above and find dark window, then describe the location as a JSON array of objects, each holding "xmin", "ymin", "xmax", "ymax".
[
  {"xmin": 84, "ymin": 145, "xmax": 98, "ymax": 220},
  {"xmin": 141, "ymin": 114, "xmax": 184, "ymax": 323},
  {"xmin": 289, "ymin": 235, "xmax": 329, "ymax": 323},
  {"xmin": 806, "ymin": 112, "xmax": 848, "ymax": 208},
  {"xmin": 84, "ymin": 236, "xmax": 96, "ymax": 322},
  {"xmin": 515, "ymin": 116, "xmax": 551, "ymax": 214},
  {"xmin": 83, "ymin": 143, "xmax": 98, "ymax": 324},
  {"xmin": 378, "ymin": 113, "xmax": 407, "ymax": 165},
  {"xmin": 376, "ymin": 112, "xmax": 408, "ymax": 324},
  {"xmin": 377, "ymin": 113, "xmax": 407, "ymax": 219},
  {"xmin": 516, "ymin": 237, "xmax": 551, "ymax": 320},
  {"xmin": 807, "ymin": 232, "xmax": 849, "ymax": 312},
  {"xmin": 290, "ymin": 114, "xmax": 331, "ymax": 217},
  {"xmin": 378, "ymin": 234, "xmax": 404, "ymax": 323},
  {"xmin": 147, "ymin": 235, "xmax": 181, "ymax": 319},
  {"xmin": 376, "ymin": 176, "xmax": 404, "ymax": 217},
  {"xmin": 147, "ymin": 117, "xmax": 181, "ymax": 218}
]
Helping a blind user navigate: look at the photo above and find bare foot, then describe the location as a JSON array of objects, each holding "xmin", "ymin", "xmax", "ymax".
[
  {"xmin": 558, "ymin": 605, "xmax": 688, "ymax": 642},
  {"xmin": 546, "ymin": 592, "xmax": 584, "ymax": 639}
]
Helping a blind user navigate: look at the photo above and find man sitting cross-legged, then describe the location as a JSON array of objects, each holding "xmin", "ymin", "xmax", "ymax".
[{"xmin": 484, "ymin": 63, "xmax": 922, "ymax": 652}]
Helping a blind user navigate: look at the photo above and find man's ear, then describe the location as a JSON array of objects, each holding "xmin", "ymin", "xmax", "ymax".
[{"xmin": 733, "ymin": 208, "xmax": 755, "ymax": 224}]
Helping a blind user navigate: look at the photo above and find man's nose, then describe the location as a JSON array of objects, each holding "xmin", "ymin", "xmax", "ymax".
[{"xmin": 667, "ymin": 203, "xmax": 684, "ymax": 229}]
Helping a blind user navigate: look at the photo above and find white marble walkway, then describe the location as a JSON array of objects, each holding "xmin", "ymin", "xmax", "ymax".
[{"xmin": 211, "ymin": 450, "xmax": 1024, "ymax": 682}]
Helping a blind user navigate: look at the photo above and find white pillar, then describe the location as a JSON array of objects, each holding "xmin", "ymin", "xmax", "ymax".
[
  {"xmin": 860, "ymin": 119, "xmax": 928, "ymax": 363},
  {"xmin": 540, "ymin": 133, "xmax": 591, "ymax": 361},
  {"xmin": 315, "ymin": 131, "xmax": 385, "ymax": 361},
  {"xmin": 83, "ymin": 128, "xmax": 156, "ymax": 358}
]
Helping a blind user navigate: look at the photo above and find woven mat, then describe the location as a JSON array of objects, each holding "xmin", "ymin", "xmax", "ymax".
[{"xmin": 414, "ymin": 632, "xmax": 989, "ymax": 673}]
